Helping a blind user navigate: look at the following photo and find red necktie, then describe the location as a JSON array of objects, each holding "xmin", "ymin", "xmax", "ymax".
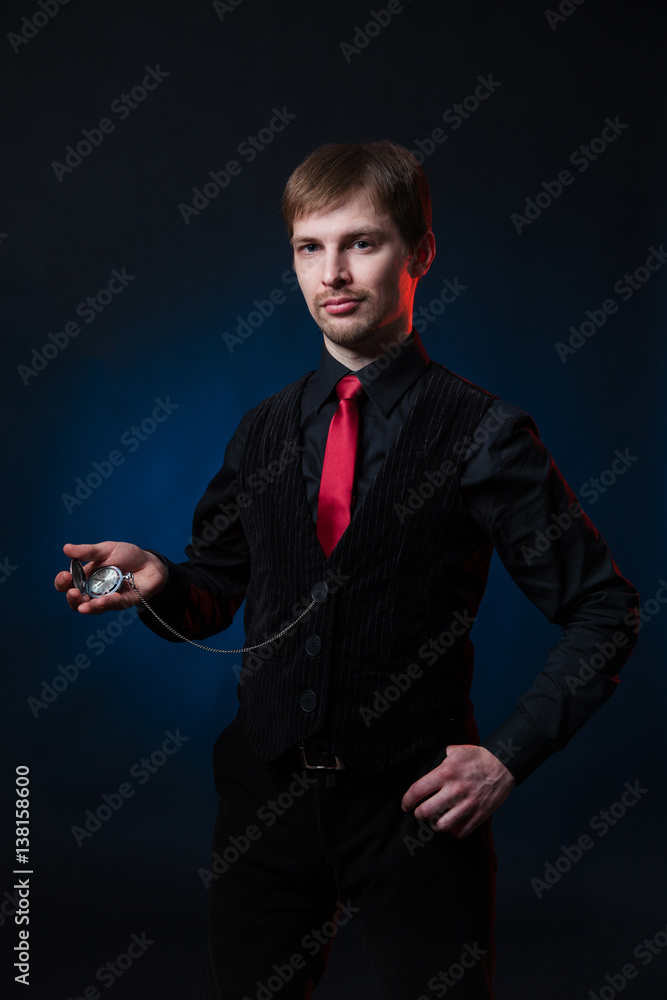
[{"xmin": 317, "ymin": 374, "xmax": 365, "ymax": 557}]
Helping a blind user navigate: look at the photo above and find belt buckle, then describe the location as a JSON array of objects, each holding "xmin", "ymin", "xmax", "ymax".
[{"xmin": 298, "ymin": 740, "xmax": 345, "ymax": 770}]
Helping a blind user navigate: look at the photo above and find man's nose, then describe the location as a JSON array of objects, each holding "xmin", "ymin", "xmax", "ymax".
[{"xmin": 321, "ymin": 251, "xmax": 350, "ymax": 287}]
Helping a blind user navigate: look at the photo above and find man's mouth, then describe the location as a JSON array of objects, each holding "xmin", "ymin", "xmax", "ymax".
[{"xmin": 320, "ymin": 297, "xmax": 363, "ymax": 315}]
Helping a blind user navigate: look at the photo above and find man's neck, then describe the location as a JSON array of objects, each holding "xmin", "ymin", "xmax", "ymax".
[{"xmin": 322, "ymin": 325, "xmax": 412, "ymax": 371}]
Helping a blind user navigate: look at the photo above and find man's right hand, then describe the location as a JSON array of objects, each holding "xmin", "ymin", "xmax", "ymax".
[{"xmin": 54, "ymin": 542, "xmax": 169, "ymax": 615}]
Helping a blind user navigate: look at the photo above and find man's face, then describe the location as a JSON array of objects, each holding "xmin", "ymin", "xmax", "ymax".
[{"xmin": 290, "ymin": 190, "xmax": 421, "ymax": 353}]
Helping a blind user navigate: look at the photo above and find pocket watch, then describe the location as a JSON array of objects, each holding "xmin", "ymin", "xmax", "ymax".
[{"xmin": 70, "ymin": 558, "xmax": 132, "ymax": 598}]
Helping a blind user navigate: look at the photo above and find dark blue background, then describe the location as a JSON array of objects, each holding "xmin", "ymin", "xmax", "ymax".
[{"xmin": 2, "ymin": 1, "xmax": 665, "ymax": 997}]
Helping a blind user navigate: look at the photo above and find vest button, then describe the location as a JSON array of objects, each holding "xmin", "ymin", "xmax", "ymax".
[
  {"xmin": 311, "ymin": 580, "xmax": 329, "ymax": 604},
  {"xmin": 299, "ymin": 689, "xmax": 318, "ymax": 713},
  {"xmin": 305, "ymin": 634, "xmax": 322, "ymax": 656}
]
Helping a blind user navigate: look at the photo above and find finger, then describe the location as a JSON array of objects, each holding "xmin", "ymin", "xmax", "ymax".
[
  {"xmin": 436, "ymin": 804, "xmax": 484, "ymax": 839},
  {"xmin": 65, "ymin": 587, "xmax": 91, "ymax": 612},
  {"xmin": 73, "ymin": 590, "xmax": 138, "ymax": 615},
  {"xmin": 401, "ymin": 766, "xmax": 449, "ymax": 811},
  {"xmin": 434, "ymin": 812, "xmax": 474, "ymax": 839},
  {"xmin": 54, "ymin": 571, "xmax": 73, "ymax": 593},
  {"xmin": 63, "ymin": 584, "xmax": 131, "ymax": 616},
  {"xmin": 63, "ymin": 541, "xmax": 113, "ymax": 565},
  {"xmin": 422, "ymin": 792, "xmax": 476, "ymax": 834},
  {"xmin": 414, "ymin": 786, "xmax": 461, "ymax": 824},
  {"xmin": 71, "ymin": 595, "xmax": 115, "ymax": 615},
  {"xmin": 401, "ymin": 745, "xmax": 472, "ymax": 812},
  {"xmin": 425, "ymin": 796, "xmax": 464, "ymax": 827}
]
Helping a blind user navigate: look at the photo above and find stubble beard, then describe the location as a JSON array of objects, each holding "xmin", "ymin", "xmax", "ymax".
[{"xmin": 313, "ymin": 290, "xmax": 399, "ymax": 348}]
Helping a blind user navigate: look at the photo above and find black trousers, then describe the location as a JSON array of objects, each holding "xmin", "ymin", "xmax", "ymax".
[{"xmin": 205, "ymin": 716, "xmax": 497, "ymax": 1000}]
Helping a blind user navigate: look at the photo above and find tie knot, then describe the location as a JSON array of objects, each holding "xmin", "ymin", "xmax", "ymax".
[{"xmin": 335, "ymin": 374, "xmax": 364, "ymax": 402}]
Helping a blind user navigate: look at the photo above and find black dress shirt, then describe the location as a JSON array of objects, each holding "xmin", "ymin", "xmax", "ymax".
[
  {"xmin": 144, "ymin": 331, "xmax": 638, "ymax": 781},
  {"xmin": 301, "ymin": 335, "xmax": 431, "ymax": 521}
]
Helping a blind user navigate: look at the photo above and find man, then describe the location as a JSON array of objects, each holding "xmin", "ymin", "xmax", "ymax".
[{"xmin": 56, "ymin": 141, "xmax": 639, "ymax": 999}]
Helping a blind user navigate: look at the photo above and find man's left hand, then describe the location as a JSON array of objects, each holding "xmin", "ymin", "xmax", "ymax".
[{"xmin": 401, "ymin": 744, "xmax": 516, "ymax": 838}]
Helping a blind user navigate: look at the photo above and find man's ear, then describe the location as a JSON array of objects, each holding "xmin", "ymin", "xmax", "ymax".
[{"xmin": 408, "ymin": 230, "xmax": 436, "ymax": 279}]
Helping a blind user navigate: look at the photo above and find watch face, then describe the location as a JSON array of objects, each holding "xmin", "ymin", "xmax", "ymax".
[{"xmin": 87, "ymin": 566, "xmax": 124, "ymax": 597}]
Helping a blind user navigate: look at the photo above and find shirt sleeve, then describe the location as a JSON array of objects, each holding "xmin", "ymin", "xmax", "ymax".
[
  {"xmin": 137, "ymin": 405, "xmax": 258, "ymax": 642},
  {"xmin": 460, "ymin": 399, "xmax": 640, "ymax": 784}
]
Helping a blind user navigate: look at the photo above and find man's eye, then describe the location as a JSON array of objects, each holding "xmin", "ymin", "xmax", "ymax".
[
  {"xmin": 298, "ymin": 243, "xmax": 319, "ymax": 254},
  {"xmin": 352, "ymin": 240, "xmax": 372, "ymax": 249}
]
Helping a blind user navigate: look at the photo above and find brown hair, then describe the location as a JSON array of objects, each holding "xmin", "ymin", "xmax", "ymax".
[{"xmin": 282, "ymin": 140, "xmax": 432, "ymax": 254}]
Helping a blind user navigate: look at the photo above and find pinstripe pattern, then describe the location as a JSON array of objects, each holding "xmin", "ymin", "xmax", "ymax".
[{"xmin": 236, "ymin": 363, "xmax": 497, "ymax": 774}]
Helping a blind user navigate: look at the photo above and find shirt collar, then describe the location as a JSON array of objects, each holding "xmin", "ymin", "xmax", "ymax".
[{"xmin": 309, "ymin": 331, "xmax": 430, "ymax": 418}]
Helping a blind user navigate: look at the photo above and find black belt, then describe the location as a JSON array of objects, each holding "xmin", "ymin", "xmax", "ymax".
[{"xmin": 298, "ymin": 736, "xmax": 345, "ymax": 770}]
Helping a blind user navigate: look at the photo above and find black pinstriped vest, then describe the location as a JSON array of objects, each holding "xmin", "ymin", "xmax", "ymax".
[{"xmin": 235, "ymin": 363, "xmax": 496, "ymax": 774}]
